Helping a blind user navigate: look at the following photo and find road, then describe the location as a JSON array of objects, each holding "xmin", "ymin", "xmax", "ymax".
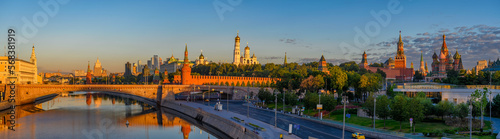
[{"xmin": 197, "ymin": 100, "xmax": 367, "ymax": 139}]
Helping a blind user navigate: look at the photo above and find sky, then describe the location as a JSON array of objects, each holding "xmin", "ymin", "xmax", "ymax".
[{"xmin": 0, "ymin": 0, "xmax": 499, "ymax": 73}]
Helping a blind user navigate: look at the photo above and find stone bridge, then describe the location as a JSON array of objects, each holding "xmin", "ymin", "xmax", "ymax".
[{"xmin": 1, "ymin": 84, "xmax": 268, "ymax": 106}]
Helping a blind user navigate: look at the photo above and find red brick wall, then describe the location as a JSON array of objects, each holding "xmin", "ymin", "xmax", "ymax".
[
  {"xmin": 173, "ymin": 75, "xmax": 279, "ymax": 86},
  {"xmin": 365, "ymin": 67, "xmax": 413, "ymax": 81}
]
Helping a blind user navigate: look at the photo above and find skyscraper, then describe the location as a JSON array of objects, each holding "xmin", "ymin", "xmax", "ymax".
[
  {"xmin": 153, "ymin": 55, "xmax": 159, "ymax": 69},
  {"xmin": 94, "ymin": 58, "xmax": 102, "ymax": 77}
]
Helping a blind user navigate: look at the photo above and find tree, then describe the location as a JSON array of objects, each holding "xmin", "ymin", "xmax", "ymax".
[
  {"xmin": 363, "ymin": 94, "xmax": 375, "ymax": 118},
  {"xmin": 284, "ymin": 91, "xmax": 299, "ymax": 106},
  {"xmin": 339, "ymin": 61, "xmax": 359, "ymax": 72},
  {"xmin": 487, "ymin": 94, "xmax": 500, "ymax": 117},
  {"xmin": 376, "ymin": 68, "xmax": 387, "ymax": 79},
  {"xmin": 421, "ymin": 97, "xmax": 435, "ymax": 118},
  {"xmin": 346, "ymin": 71, "xmax": 362, "ymax": 102},
  {"xmin": 376, "ymin": 95, "xmax": 391, "ymax": 129},
  {"xmin": 454, "ymin": 103, "xmax": 469, "ymax": 120},
  {"xmin": 391, "ymin": 94, "xmax": 408, "ymax": 131},
  {"xmin": 413, "ymin": 71, "xmax": 424, "ymax": 82},
  {"xmin": 407, "ymin": 96, "xmax": 425, "ymax": 133},
  {"xmin": 300, "ymin": 75, "xmax": 324, "ymax": 92},
  {"xmin": 471, "ymin": 88, "xmax": 489, "ymax": 129},
  {"xmin": 359, "ymin": 73, "xmax": 382, "ymax": 101},
  {"xmin": 257, "ymin": 88, "xmax": 274, "ymax": 104},
  {"xmin": 322, "ymin": 94, "xmax": 337, "ymax": 111},
  {"xmin": 436, "ymin": 100, "xmax": 454, "ymax": 120},
  {"xmin": 303, "ymin": 92, "xmax": 319, "ymax": 109},
  {"xmin": 328, "ymin": 66, "xmax": 348, "ymax": 92}
]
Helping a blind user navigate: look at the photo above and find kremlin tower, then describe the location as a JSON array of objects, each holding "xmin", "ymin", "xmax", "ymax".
[
  {"xmin": 86, "ymin": 61, "xmax": 92, "ymax": 84},
  {"xmin": 360, "ymin": 51, "xmax": 368, "ymax": 69},
  {"xmin": 181, "ymin": 44, "xmax": 191, "ymax": 85},
  {"xmin": 318, "ymin": 54, "xmax": 329, "ymax": 74},
  {"xmin": 394, "ymin": 31, "xmax": 406, "ymax": 69}
]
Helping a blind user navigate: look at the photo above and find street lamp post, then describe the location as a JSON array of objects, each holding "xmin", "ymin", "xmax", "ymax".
[
  {"xmin": 468, "ymin": 96, "xmax": 473, "ymax": 139},
  {"xmin": 227, "ymin": 90, "xmax": 230, "ymax": 112},
  {"xmin": 374, "ymin": 95, "xmax": 376, "ymax": 130},
  {"xmin": 489, "ymin": 71, "xmax": 492, "ymax": 136},
  {"xmin": 318, "ymin": 89, "xmax": 322, "ymax": 120},
  {"xmin": 283, "ymin": 90, "xmax": 285, "ymax": 113},
  {"xmin": 275, "ymin": 91, "xmax": 277, "ymax": 128},
  {"xmin": 342, "ymin": 95, "xmax": 348, "ymax": 139}
]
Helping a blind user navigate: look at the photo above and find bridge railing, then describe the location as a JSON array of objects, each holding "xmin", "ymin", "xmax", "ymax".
[{"xmin": 396, "ymin": 84, "xmax": 500, "ymax": 90}]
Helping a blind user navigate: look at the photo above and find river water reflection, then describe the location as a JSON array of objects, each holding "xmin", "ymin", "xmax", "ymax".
[{"xmin": 0, "ymin": 92, "xmax": 217, "ymax": 139}]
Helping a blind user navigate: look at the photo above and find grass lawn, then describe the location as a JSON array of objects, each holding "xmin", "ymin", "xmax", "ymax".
[
  {"xmin": 446, "ymin": 134, "xmax": 498, "ymax": 139},
  {"xmin": 325, "ymin": 114, "xmax": 492, "ymax": 134}
]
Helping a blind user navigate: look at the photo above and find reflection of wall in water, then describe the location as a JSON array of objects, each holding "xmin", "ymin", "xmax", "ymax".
[{"xmin": 123, "ymin": 111, "xmax": 193, "ymax": 138}]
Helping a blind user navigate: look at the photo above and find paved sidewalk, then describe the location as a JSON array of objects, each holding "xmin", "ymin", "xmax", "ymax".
[
  {"xmin": 177, "ymin": 101, "xmax": 299, "ymax": 139},
  {"xmin": 488, "ymin": 117, "xmax": 500, "ymax": 134}
]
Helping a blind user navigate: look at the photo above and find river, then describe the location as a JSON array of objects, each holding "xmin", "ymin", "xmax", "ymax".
[{"xmin": 0, "ymin": 91, "xmax": 219, "ymax": 139}]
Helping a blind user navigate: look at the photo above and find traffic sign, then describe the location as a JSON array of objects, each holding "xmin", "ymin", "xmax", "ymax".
[
  {"xmin": 346, "ymin": 114, "xmax": 351, "ymax": 118},
  {"xmin": 316, "ymin": 104, "xmax": 323, "ymax": 110}
]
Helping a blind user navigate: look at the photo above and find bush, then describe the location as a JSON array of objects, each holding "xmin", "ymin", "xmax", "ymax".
[
  {"xmin": 443, "ymin": 129, "xmax": 455, "ymax": 134},
  {"xmin": 423, "ymin": 129, "xmax": 444, "ymax": 137},
  {"xmin": 472, "ymin": 132, "xmax": 492, "ymax": 136},
  {"xmin": 347, "ymin": 109, "xmax": 357, "ymax": 114}
]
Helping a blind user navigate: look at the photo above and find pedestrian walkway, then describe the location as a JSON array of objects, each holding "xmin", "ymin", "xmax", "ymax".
[
  {"xmin": 176, "ymin": 101, "xmax": 299, "ymax": 139},
  {"xmin": 488, "ymin": 117, "xmax": 500, "ymax": 134}
]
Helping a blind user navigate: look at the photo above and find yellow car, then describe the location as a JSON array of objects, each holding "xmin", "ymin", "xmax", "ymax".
[{"xmin": 351, "ymin": 132, "xmax": 365, "ymax": 139}]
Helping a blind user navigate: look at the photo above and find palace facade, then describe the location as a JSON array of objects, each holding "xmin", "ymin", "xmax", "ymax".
[{"xmin": 0, "ymin": 45, "xmax": 40, "ymax": 84}]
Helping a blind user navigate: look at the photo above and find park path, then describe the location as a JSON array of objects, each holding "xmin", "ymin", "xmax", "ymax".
[
  {"xmin": 489, "ymin": 117, "xmax": 500, "ymax": 134},
  {"xmin": 176, "ymin": 101, "xmax": 299, "ymax": 139}
]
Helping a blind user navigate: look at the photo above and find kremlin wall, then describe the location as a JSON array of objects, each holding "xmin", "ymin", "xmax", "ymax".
[{"xmin": 172, "ymin": 44, "xmax": 279, "ymax": 85}]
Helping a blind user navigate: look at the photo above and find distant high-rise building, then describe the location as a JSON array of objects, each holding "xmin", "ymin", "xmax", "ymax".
[
  {"xmin": 124, "ymin": 62, "xmax": 132, "ymax": 76},
  {"xmin": 132, "ymin": 63, "xmax": 137, "ymax": 75},
  {"xmin": 93, "ymin": 58, "xmax": 103, "ymax": 77},
  {"xmin": 137, "ymin": 60, "xmax": 142, "ymax": 73},
  {"xmin": 153, "ymin": 55, "xmax": 159, "ymax": 69},
  {"xmin": 147, "ymin": 60, "xmax": 152, "ymax": 69}
]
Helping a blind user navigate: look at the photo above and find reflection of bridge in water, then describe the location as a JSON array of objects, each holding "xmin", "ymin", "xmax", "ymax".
[{"xmin": 394, "ymin": 84, "xmax": 500, "ymax": 103}]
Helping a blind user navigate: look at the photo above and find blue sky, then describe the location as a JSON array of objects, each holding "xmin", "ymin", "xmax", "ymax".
[{"xmin": 0, "ymin": 0, "xmax": 499, "ymax": 73}]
